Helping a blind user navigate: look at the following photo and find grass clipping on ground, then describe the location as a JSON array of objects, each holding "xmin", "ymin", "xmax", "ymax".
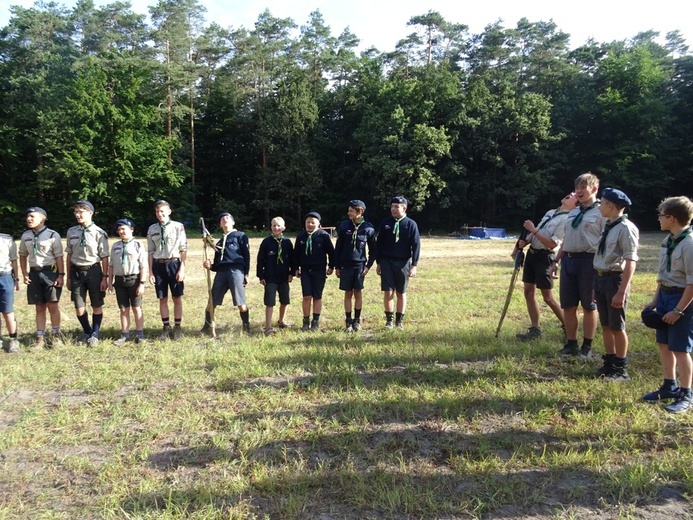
[{"xmin": 1, "ymin": 233, "xmax": 692, "ymax": 519}]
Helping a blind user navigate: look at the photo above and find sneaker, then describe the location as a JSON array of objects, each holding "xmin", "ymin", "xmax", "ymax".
[
  {"xmin": 594, "ymin": 355, "xmax": 614, "ymax": 378},
  {"xmin": 577, "ymin": 345, "xmax": 593, "ymax": 360},
  {"xmin": 172, "ymin": 325, "xmax": 183, "ymax": 341},
  {"xmin": 385, "ymin": 319, "xmax": 394, "ymax": 329},
  {"xmin": 113, "ymin": 335, "xmax": 130, "ymax": 346},
  {"xmin": 242, "ymin": 322, "xmax": 251, "ymax": 335},
  {"xmin": 396, "ymin": 321, "xmax": 404, "ymax": 330},
  {"xmin": 301, "ymin": 318, "xmax": 310, "ymax": 332},
  {"xmin": 516, "ymin": 326, "xmax": 542, "ymax": 341},
  {"xmin": 86, "ymin": 335, "xmax": 99, "ymax": 348},
  {"xmin": 7, "ymin": 338, "xmax": 20, "ymax": 353},
  {"xmin": 277, "ymin": 321, "xmax": 289, "ymax": 329},
  {"xmin": 310, "ymin": 319, "xmax": 319, "ymax": 332},
  {"xmin": 558, "ymin": 343, "xmax": 579, "ymax": 356},
  {"xmin": 665, "ymin": 391, "xmax": 693, "ymax": 413},
  {"xmin": 159, "ymin": 325, "xmax": 173, "ymax": 341},
  {"xmin": 643, "ymin": 385, "xmax": 680, "ymax": 402},
  {"xmin": 352, "ymin": 320, "xmax": 361, "ymax": 332},
  {"xmin": 344, "ymin": 320, "xmax": 354, "ymax": 332},
  {"xmin": 134, "ymin": 336, "xmax": 146, "ymax": 345},
  {"xmin": 603, "ymin": 369, "xmax": 631, "ymax": 382}
]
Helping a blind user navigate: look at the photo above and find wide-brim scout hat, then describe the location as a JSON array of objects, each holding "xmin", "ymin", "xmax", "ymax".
[
  {"xmin": 304, "ymin": 211, "xmax": 321, "ymax": 222},
  {"xmin": 73, "ymin": 200, "xmax": 95, "ymax": 213},
  {"xmin": 115, "ymin": 218, "xmax": 135, "ymax": 230},
  {"xmin": 641, "ymin": 308, "xmax": 667, "ymax": 329}
]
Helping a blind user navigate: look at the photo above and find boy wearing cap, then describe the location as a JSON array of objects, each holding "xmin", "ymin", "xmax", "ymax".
[
  {"xmin": 294, "ymin": 211, "xmax": 335, "ymax": 331},
  {"xmin": 18, "ymin": 207, "xmax": 65, "ymax": 348},
  {"xmin": 592, "ymin": 188, "xmax": 639, "ymax": 381},
  {"xmin": 147, "ymin": 200, "xmax": 187, "ymax": 340},
  {"xmin": 376, "ymin": 196, "xmax": 420, "ymax": 329},
  {"xmin": 335, "ymin": 200, "xmax": 376, "ymax": 332},
  {"xmin": 108, "ymin": 219, "xmax": 147, "ymax": 345},
  {"xmin": 203, "ymin": 213, "xmax": 251, "ymax": 333},
  {"xmin": 257, "ymin": 217, "xmax": 293, "ymax": 336},
  {"xmin": 642, "ymin": 196, "xmax": 693, "ymax": 413},
  {"xmin": 0, "ymin": 229, "xmax": 20, "ymax": 353},
  {"xmin": 66, "ymin": 200, "xmax": 110, "ymax": 347},
  {"xmin": 553, "ymin": 173, "xmax": 606, "ymax": 358}
]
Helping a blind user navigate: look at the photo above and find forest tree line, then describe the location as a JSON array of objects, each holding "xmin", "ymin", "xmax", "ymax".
[{"xmin": 0, "ymin": 1, "xmax": 691, "ymax": 234}]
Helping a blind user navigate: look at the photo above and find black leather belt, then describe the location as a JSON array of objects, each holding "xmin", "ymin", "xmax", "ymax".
[
  {"xmin": 72, "ymin": 263, "xmax": 99, "ymax": 271},
  {"xmin": 661, "ymin": 285, "xmax": 685, "ymax": 294},
  {"xmin": 154, "ymin": 258, "xmax": 180, "ymax": 263}
]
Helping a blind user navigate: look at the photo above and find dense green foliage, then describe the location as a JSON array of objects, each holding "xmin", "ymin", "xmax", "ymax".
[{"xmin": 0, "ymin": 3, "xmax": 690, "ymax": 233}]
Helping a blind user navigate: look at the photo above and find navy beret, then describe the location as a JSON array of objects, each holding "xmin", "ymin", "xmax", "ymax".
[
  {"xmin": 348, "ymin": 200, "xmax": 366, "ymax": 211},
  {"xmin": 74, "ymin": 200, "xmax": 95, "ymax": 213},
  {"xmin": 602, "ymin": 188, "xmax": 631, "ymax": 207},
  {"xmin": 390, "ymin": 196, "xmax": 408, "ymax": 206},
  {"xmin": 25, "ymin": 206, "xmax": 47, "ymax": 217},
  {"xmin": 641, "ymin": 308, "xmax": 667, "ymax": 330},
  {"xmin": 115, "ymin": 218, "xmax": 135, "ymax": 229},
  {"xmin": 304, "ymin": 211, "xmax": 321, "ymax": 222},
  {"xmin": 218, "ymin": 212, "xmax": 234, "ymax": 222}
]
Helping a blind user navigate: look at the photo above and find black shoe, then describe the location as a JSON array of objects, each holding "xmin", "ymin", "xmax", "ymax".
[
  {"xmin": 301, "ymin": 318, "xmax": 310, "ymax": 332},
  {"xmin": 577, "ymin": 345, "xmax": 593, "ymax": 360},
  {"xmin": 516, "ymin": 326, "xmax": 542, "ymax": 341},
  {"xmin": 665, "ymin": 391, "xmax": 693, "ymax": 413},
  {"xmin": 242, "ymin": 323, "xmax": 251, "ymax": 335},
  {"xmin": 352, "ymin": 320, "xmax": 361, "ymax": 332},
  {"xmin": 344, "ymin": 319, "xmax": 353, "ymax": 332},
  {"xmin": 310, "ymin": 319, "xmax": 319, "ymax": 332},
  {"xmin": 385, "ymin": 319, "xmax": 394, "ymax": 329},
  {"xmin": 558, "ymin": 343, "xmax": 579, "ymax": 356},
  {"xmin": 603, "ymin": 368, "xmax": 631, "ymax": 382},
  {"xmin": 643, "ymin": 385, "xmax": 680, "ymax": 403},
  {"xmin": 594, "ymin": 355, "xmax": 614, "ymax": 378}
]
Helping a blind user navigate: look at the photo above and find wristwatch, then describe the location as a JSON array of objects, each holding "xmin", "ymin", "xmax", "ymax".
[{"xmin": 673, "ymin": 308, "xmax": 685, "ymax": 316}]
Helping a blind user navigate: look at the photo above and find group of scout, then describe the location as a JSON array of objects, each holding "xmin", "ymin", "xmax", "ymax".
[
  {"xmin": 0, "ymin": 196, "xmax": 421, "ymax": 351},
  {"xmin": 515, "ymin": 172, "xmax": 693, "ymax": 414}
]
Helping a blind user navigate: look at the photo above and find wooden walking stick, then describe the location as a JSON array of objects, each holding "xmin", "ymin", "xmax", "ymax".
[
  {"xmin": 495, "ymin": 229, "xmax": 529, "ymax": 338},
  {"xmin": 200, "ymin": 218, "xmax": 217, "ymax": 338}
]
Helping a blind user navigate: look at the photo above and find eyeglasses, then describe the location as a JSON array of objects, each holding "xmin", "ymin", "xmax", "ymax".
[{"xmin": 658, "ymin": 213, "xmax": 671, "ymax": 218}]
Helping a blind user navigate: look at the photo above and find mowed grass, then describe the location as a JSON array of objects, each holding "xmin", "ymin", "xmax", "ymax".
[{"xmin": 1, "ymin": 232, "xmax": 692, "ymax": 519}]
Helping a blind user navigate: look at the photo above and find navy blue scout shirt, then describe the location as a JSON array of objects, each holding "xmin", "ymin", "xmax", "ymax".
[
  {"xmin": 334, "ymin": 219, "xmax": 376, "ymax": 268},
  {"xmin": 211, "ymin": 231, "xmax": 250, "ymax": 274},
  {"xmin": 376, "ymin": 216, "xmax": 421, "ymax": 265},
  {"xmin": 257, "ymin": 235, "xmax": 294, "ymax": 284},
  {"xmin": 293, "ymin": 229, "xmax": 335, "ymax": 271}
]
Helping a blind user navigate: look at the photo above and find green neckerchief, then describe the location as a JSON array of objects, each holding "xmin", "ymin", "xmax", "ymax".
[
  {"xmin": 597, "ymin": 215, "xmax": 626, "ymax": 256},
  {"xmin": 120, "ymin": 238, "xmax": 135, "ymax": 266},
  {"xmin": 305, "ymin": 230, "xmax": 314, "ymax": 255},
  {"xmin": 571, "ymin": 201, "xmax": 598, "ymax": 229},
  {"xmin": 538, "ymin": 208, "xmax": 569, "ymax": 231},
  {"xmin": 32, "ymin": 226, "xmax": 46, "ymax": 254},
  {"xmin": 159, "ymin": 220, "xmax": 170, "ymax": 251},
  {"xmin": 666, "ymin": 227, "xmax": 692, "ymax": 271},
  {"xmin": 274, "ymin": 235, "xmax": 284, "ymax": 264},
  {"xmin": 393, "ymin": 214, "xmax": 406, "ymax": 243},
  {"xmin": 351, "ymin": 217, "xmax": 364, "ymax": 251},
  {"xmin": 79, "ymin": 223, "xmax": 92, "ymax": 247}
]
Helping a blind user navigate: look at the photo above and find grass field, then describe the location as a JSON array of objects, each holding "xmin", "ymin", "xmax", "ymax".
[{"xmin": 1, "ymin": 232, "xmax": 692, "ymax": 519}]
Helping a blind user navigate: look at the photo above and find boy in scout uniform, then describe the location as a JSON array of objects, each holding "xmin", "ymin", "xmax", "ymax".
[
  {"xmin": 642, "ymin": 196, "xmax": 693, "ymax": 413},
  {"xmin": 257, "ymin": 216, "xmax": 293, "ymax": 336},
  {"xmin": 592, "ymin": 188, "xmax": 639, "ymax": 381},
  {"xmin": 18, "ymin": 207, "xmax": 65, "ymax": 348},
  {"xmin": 554, "ymin": 173, "xmax": 606, "ymax": 358},
  {"xmin": 0, "ymin": 229, "xmax": 20, "ymax": 353},
  {"xmin": 334, "ymin": 200, "xmax": 376, "ymax": 332},
  {"xmin": 66, "ymin": 200, "xmax": 110, "ymax": 347},
  {"xmin": 108, "ymin": 219, "xmax": 147, "ymax": 345},
  {"xmin": 376, "ymin": 196, "xmax": 420, "ymax": 329},
  {"xmin": 147, "ymin": 200, "xmax": 187, "ymax": 341}
]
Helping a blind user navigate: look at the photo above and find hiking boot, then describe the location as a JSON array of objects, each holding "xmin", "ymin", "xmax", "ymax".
[
  {"xmin": 558, "ymin": 343, "xmax": 579, "ymax": 356},
  {"xmin": 577, "ymin": 345, "xmax": 593, "ymax": 360},
  {"xmin": 7, "ymin": 338, "xmax": 20, "ymax": 353},
  {"xmin": 159, "ymin": 325, "xmax": 173, "ymax": 341},
  {"xmin": 172, "ymin": 325, "xmax": 183, "ymax": 341},
  {"xmin": 643, "ymin": 385, "xmax": 680, "ymax": 403},
  {"xmin": 113, "ymin": 335, "xmax": 130, "ymax": 346},
  {"xmin": 396, "ymin": 321, "xmax": 404, "ymax": 330},
  {"xmin": 344, "ymin": 319, "xmax": 354, "ymax": 332},
  {"xmin": 352, "ymin": 320, "xmax": 362, "ymax": 332},
  {"xmin": 301, "ymin": 318, "xmax": 310, "ymax": 332},
  {"xmin": 86, "ymin": 335, "xmax": 99, "ymax": 348},
  {"xmin": 665, "ymin": 391, "xmax": 693, "ymax": 414},
  {"xmin": 516, "ymin": 326, "xmax": 542, "ymax": 341},
  {"xmin": 385, "ymin": 319, "xmax": 394, "ymax": 329},
  {"xmin": 310, "ymin": 319, "xmax": 319, "ymax": 332},
  {"xmin": 594, "ymin": 355, "xmax": 614, "ymax": 378}
]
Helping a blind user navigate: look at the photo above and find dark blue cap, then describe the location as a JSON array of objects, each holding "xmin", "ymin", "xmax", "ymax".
[
  {"xmin": 390, "ymin": 196, "xmax": 408, "ymax": 206},
  {"xmin": 218, "ymin": 212, "xmax": 233, "ymax": 222},
  {"xmin": 115, "ymin": 218, "xmax": 135, "ymax": 229},
  {"xmin": 348, "ymin": 200, "xmax": 366, "ymax": 211},
  {"xmin": 154, "ymin": 200, "xmax": 170, "ymax": 208},
  {"xmin": 74, "ymin": 200, "xmax": 95, "ymax": 213},
  {"xmin": 602, "ymin": 188, "xmax": 631, "ymax": 207},
  {"xmin": 25, "ymin": 206, "xmax": 47, "ymax": 217},
  {"xmin": 641, "ymin": 308, "xmax": 667, "ymax": 329},
  {"xmin": 305, "ymin": 211, "xmax": 321, "ymax": 222}
]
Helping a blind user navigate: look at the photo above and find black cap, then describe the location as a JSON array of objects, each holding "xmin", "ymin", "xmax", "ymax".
[
  {"xmin": 115, "ymin": 218, "xmax": 135, "ymax": 229},
  {"xmin": 348, "ymin": 200, "xmax": 366, "ymax": 211},
  {"xmin": 74, "ymin": 200, "xmax": 95, "ymax": 213},
  {"xmin": 602, "ymin": 188, "xmax": 632, "ymax": 207},
  {"xmin": 154, "ymin": 200, "xmax": 170, "ymax": 209},
  {"xmin": 218, "ymin": 212, "xmax": 233, "ymax": 222},
  {"xmin": 304, "ymin": 211, "xmax": 321, "ymax": 222},
  {"xmin": 390, "ymin": 196, "xmax": 408, "ymax": 206},
  {"xmin": 641, "ymin": 308, "xmax": 667, "ymax": 330},
  {"xmin": 25, "ymin": 206, "xmax": 47, "ymax": 217}
]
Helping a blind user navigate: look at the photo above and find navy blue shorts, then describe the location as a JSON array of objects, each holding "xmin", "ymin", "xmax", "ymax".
[
  {"xmin": 153, "ymin": 259, "xmax": 184, "ymax": 299},
  {"xmin": 339, "ymin": 266, "xmax": 365, "ymax": 291},
  {"xmin": 212, "ymin": 269, "xmax": 246, "ymax": 307},
  {"xmin": 559, "ymin": 254, "xmax": 596, "ymax": 310},
  {"xmin": 27, "ymin": 268, "xmax": 62, "ymax": 305},
  {"xmin": 264, "ymin": 282, "xmax": 290, "ymax": 307},
  {"xmin": 301, "ymin": 268, "xmax": 327, "ymax": 299},
  {"xmin": 380, "ymin": 258, "xmax": 410, "ymax": 294},
  {"xmin": 594, "ymin": 273, "xmax": 627, "ymax": 331},
  {"xmin": 656, "ymin": 290, "xmax": 693, "ymax": 352},
  {"xmin": 0, "ymin": 273, "xmax": 15, "ymax": 314}
]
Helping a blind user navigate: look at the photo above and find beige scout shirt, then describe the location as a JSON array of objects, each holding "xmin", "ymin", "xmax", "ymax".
[
  {"xmin": 0, "ymin": 233, "xmax": 17, "ymax": 273},
  {"xmin": 530, "ymin": 209, "xmax": 570, "ymax": 251},
  {"xmin": 109, "ymin": 239, "xmax": 147, "ymax": 277},
  {"xmin": 561, "ymin": 204, "xmax": 605, "ymax": 254},
  {"xmin": 18, "ymin": 227, "xmax": 64, "ymax": 268},
  {"xmin": 657, "ymin": 228, "xmax": 693, "ymax": 288},
  {"xmin": 147, "ymin": 220, "xmax": 187, "ymax": 260},
  {"xmin": 593, "ymin": 218, "xmax": 639, "ymax": 272},
  {"xmin": 65, "ymin": 224, "xmax": 109, "ymax": 266}
]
